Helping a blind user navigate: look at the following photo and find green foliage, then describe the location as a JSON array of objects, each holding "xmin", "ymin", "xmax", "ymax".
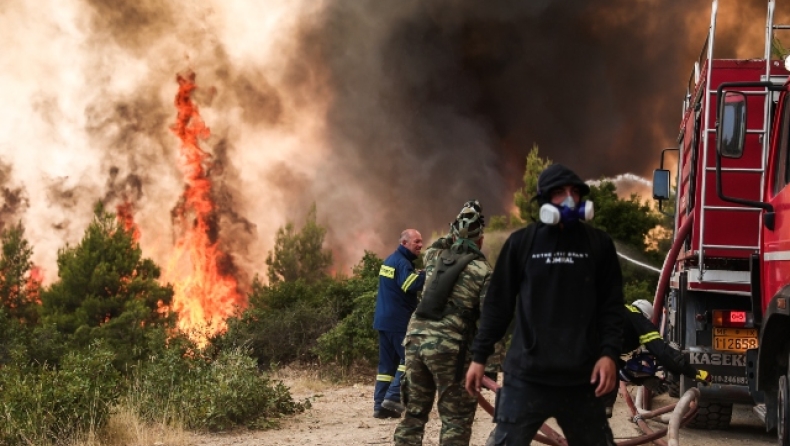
[
  {"xmin": 772, "ymin": 36, "xmax": 789, "ymax": 60},
  {"xmin": 313, "ymin": 253, "xmax": 383, "ymax": 367},
  {"xmin": 0, "ymin": 310, "xmax": 67, "ymax": 368},
  {"xmin": 487, "ymin": 214, "xmax": 524, "ymax": 232},
  {"xmin": 624, "ymin": 279, "xmax": 655, "ymax": 304},
  {"xmin": 223, "ymin": 283, "xmax": 337, "ymax": 366},
  {"xmin": 126, "ymin": 343, "xmax": 305, "ymax": 431},
  {"xmin": 39, "ymin": 202, "xmax": 174, "ymax": 368},
  {"xmin": 0, "ymin": 342, "xmax": 121, "ymax": 445},
  {"xmin": 315, "ymin": 291, "xmax": 378, "ymax": 366},
  {"xmin": 587, "ymin": 181, "xmax": 664, "ymax": 302},
  {"xmin": 513, "ymin": 144, "xmax": 552, "ymax": 223},
  {"xmin": 222, "ymin": 252, "xmax": 381, "ymax": 368},
  {"xmin": 588, "ymin": 181, "xmax": 662, "ymax": 253},
  {"xmin": 352, "ymin": 250, "xmax": 383, "ymax": 281},
  {"xmin": 0, "ymin": 222, "xmax": 39, "ymax": 325},
  {"xmin": 265, "ymin": 203, "xmax": 333, "ymax": 284}
]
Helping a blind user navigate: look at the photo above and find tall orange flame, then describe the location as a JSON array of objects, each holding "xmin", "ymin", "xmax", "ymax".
[{"xmin": 166, "ymin": 71, "xmax": 245, "ymax": 346}]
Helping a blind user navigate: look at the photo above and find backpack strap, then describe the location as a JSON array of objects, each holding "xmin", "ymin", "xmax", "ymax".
[{"xmin": 415, "ymin": 250, "xmax": 479, "ymax": 320}]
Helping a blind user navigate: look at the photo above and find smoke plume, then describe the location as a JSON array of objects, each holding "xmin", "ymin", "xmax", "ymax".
[{"xmin": 0, "ymin": 0, "xmax": 783, "ymax": 282}]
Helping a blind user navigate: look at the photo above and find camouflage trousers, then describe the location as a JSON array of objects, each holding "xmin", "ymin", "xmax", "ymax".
[{"xmin": 393, "ymin": 334, "xmax": 478, "ymax": 446}]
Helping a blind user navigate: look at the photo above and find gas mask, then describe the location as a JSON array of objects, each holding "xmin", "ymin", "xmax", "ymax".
[{"xmin": 539, "ymin": 195, "xmax": 594, "ymax": 226}]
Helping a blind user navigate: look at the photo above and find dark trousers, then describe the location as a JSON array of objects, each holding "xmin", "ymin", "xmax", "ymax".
[
  {"xmin": 374, "ymin": 330, "xmax": 406, "ymax": 410},
  {"xmin": 492, "ymin": 373, "xmax": 615, "ymax": 446}
]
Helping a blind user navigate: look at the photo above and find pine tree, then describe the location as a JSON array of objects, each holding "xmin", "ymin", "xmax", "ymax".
[
  {"xmin": 39, "ymin": 203, "xmax": 174, "ymax": 364},
  {"xmin": 513, "ymin": 144, "xmax": 552, "ymax": 223},
  {"xmin": 0, "ymin": 222, "xmax": 39, "ymax": 325},
  {"xmin": 265, "ymin": 204, "xmax": 333, "ymax": 284}
]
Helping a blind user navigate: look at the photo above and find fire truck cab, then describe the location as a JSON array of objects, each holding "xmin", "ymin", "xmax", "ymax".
[{"xmin": 652, "ymin": 0, "xmax": 790, "ymax": 436}]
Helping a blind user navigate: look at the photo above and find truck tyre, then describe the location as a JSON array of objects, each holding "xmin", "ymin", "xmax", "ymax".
[
  {"xmin": 680, "ymin": 374, "xmax": 733, "ymax": 429},
  {"xmin": 779, "ymin": 375, "xmax": 790, "ymax": 446},
  {"xmin": 685, "ymin": 401, "xmax": 733, "ymax": 430}
]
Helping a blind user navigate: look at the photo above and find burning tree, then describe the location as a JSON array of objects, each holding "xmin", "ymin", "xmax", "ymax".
[
  {"xmin": 0, "ymin": 221, "xmax": 41, "ymax": 326},
  {"xmin": 165, "ymin": 71, "xmax": 245, "ymax": 345},
  {"xmin": 39, "ymin": 203, "xmax": 174, "ymax": 363}
]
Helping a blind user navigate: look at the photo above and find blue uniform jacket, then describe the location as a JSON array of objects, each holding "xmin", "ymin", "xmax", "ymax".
[{"xmin": 373, "ymin": 245, "xmax": 426, "ymax": 332}]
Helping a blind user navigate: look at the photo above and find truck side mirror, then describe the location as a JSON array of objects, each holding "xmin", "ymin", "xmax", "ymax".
[
  {"xmin": 653, "ymin": 169, "xmax": 671, "ymax": 200},
  {"xmin": 717, "ymin": 91, "xmax": 747, "ymax": 159}
]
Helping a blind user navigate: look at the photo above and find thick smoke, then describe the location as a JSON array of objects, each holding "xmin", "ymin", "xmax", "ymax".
[{"xmin": 0, "ymin": 0, "xmax": 782, "ymax": 283}]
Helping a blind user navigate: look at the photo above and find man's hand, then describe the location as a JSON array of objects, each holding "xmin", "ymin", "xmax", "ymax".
[
  {"xmin": 590, "ymin": 356, "xmax": 616, "ymax": 397},
  {"xmin": 695, "ymin": 369, "xmax": 712, "ymax": 386},
  {"xmin": 465, "ymin": 361, "xmax": 486, "ymax": 396}
]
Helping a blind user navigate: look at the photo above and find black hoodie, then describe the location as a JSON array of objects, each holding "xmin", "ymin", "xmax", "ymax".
[{"xmin": 471, "ymin": 222, "xmax": 624, "ymax": 386}]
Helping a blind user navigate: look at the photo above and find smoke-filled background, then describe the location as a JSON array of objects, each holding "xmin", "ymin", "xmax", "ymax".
[{"xmin": 0, "ymin": 0, "xmax": 783, "ymax": 284}]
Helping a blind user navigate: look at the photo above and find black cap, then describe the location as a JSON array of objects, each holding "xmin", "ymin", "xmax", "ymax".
[{"xmin": 536, "ymin": 164, "xmax": 591, "ymax": 199}]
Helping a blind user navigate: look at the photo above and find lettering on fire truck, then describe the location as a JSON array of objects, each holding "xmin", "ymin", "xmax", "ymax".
[{"xmin": 689, "ymin": 352, "xmax": 746, "ymax": 367}]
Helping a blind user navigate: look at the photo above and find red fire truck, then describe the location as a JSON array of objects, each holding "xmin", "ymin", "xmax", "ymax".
[{"xmin": 651, "ymin": 0, "xmax": 790, "ymax": 437}]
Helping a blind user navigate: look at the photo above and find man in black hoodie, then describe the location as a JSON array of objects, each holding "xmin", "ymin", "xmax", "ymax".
[{"xmin": 465, "ymin": 164, "xmax": 623, "ymax": 446}]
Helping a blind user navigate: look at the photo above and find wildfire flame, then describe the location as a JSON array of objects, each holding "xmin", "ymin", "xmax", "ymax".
[
  {"xmin": 116, "ymin": 201, "xmax": 141, "ymax": 242},
  {"xmin": 25, "ymin": 266, "xmax": 43, "ymax": 304},
  {"xmin": 165, "ymin": 71, "xmax": 245, "ymax": 346}
]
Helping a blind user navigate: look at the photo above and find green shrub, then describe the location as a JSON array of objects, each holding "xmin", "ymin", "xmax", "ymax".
[
  {"xmin": 624, "ymin": 279, "xmax": 655, "ymax": 304},
  {"xmin": 222, "ymin": 296, "xmax": 337, "ymax": 367},
  {"xmin": 0, "ymin": 343, "xmax": 121, "ymax": 445},
  {"xmin": 127, "ymin": 346, "xmax": 305, "ymax": 431},
  {"xmin": 39, "ymin": 204, "xmax": 175, "ymax": 371},
  {"xmin": 314, "ymin": 291, "xmax": 378, "ymax": 367},
  {"xmin": 221, "ymin": 253, "xmax": 381, "ymax": 368}
]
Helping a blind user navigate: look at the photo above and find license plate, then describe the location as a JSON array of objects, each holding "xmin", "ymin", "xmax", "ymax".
[{"xmin": 713, "ymin": 328, "xmax": 758, "ymax": 353}]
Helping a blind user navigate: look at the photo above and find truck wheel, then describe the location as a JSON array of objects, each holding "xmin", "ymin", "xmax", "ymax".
[
  {"xmin": 779, "ymin": 375, "xmax": 790, "ymax": 446},
  {"xmin": 685, "ymin": 401, "xmax": 733, "ymax": 429}
]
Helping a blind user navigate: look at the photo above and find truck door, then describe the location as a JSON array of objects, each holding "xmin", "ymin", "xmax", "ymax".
[{"xmin": 764, "ymin": 92, "xmax": 790, "ymax": 304}]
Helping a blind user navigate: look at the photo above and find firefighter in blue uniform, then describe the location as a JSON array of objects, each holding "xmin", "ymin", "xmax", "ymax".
[{"xmin": 373, "ymin": 228, "xmax": 426, "ymax": 418}]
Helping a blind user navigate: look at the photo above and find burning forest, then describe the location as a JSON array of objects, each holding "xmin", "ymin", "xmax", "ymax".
[{"xmin": 0, "ymin": 0, "xmax": 788, "ymax": 339}]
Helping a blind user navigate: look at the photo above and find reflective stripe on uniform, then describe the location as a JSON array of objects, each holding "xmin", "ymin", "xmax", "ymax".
[
  {"xmin": 397, "ymin": 364, "xmax": 406, "ymax": 372},
  {"xmin": 626, "ymin": 304, "xmax": 641, "ymax": 314},
  {"xmin": 376, "ymin": 374, "xmax": 394, "ymax": 382},
  {"xmin": 639, "ymin": 331, "xmax": 662, "ymax": 345},
  {"xmin": 401, "ymin": 272, "xmax": 419, "ymax": 292},
  {"xmin": 380, "ymin": 265, "xmax": 395, "ymax": 279}
]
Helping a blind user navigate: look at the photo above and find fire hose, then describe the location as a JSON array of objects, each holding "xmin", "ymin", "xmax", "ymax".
[{"xmin": 477, "ymin": 376, "xmax": 701, "ymax": 446}]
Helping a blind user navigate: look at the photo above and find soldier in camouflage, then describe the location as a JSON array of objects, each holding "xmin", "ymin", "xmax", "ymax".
[{"xmin": 393, "ymin": 200, "xmax": 492, "ymax": 446}]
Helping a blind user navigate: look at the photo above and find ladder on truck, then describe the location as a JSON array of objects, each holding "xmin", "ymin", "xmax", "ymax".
[{"xmin": 692, "ymin": 0, "xmax": 788, "ymax": 285}]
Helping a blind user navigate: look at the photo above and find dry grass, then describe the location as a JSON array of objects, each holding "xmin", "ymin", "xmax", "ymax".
[
  {"xmin": 59, "ymin": 363, "xmax": 372, "ymax": 446},
  {"xmin": 271, "ymin": 362, "xmax": 373, "ymax": 397},
  {"xmin": 66, "ymin": 405, "xmax": 193, "ymax": 446}
]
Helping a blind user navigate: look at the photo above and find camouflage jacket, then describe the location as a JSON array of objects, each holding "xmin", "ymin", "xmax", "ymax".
[{"xmin": 406, "ymin": 236, "xmax": 492, "ymax": 343}]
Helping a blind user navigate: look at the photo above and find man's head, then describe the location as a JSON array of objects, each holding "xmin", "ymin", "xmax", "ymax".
[
  {"xmin": 451, "ymin": 200, "xmax": 485, "ymax": 247},
  {"xmin": 400, "ymin": 229, "xmax": 423, "ymax": 256},
  {"xmin": 536, "ymin": 164, "xmax": 590, "ymax": 206},
  {"xmin": 536, "ymin": 164, "xmax": 594, "ymax": 226}
]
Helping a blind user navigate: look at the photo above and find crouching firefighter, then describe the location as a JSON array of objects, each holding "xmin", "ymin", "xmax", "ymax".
[
  {"xmin": 393, "ymin": 200, "xmax": 494, "ymax": 446},
  {"xmin": 601, "ymin": 299, "xmax": 712, "ymax": 417}
]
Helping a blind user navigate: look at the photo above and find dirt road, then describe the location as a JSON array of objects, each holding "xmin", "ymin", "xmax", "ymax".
[{"xmin": 191, "ymin": 372, "xmax": 775, "ymax": 446}]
